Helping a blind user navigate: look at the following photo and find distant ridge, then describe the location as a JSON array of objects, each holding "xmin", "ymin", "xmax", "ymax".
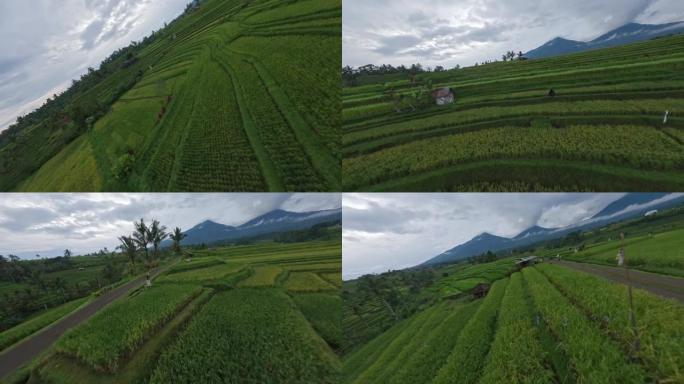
[
  {"xmin": 176, "ymin": 208, "xmax": 342, "ymax": 246},
  {"xmin": 420, "ymin": 193, "xmax": 684, "ymax": 266},
  {"xmin": 525, "ymin": 21, "xmax": 684, "ymax": 59}
]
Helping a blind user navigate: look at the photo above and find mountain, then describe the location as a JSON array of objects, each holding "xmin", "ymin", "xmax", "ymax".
[
  {"xmin": 591, "ymin": 193, "xmax": 670, "ymax": 218},
  {"xmin": 421, "ymin": 193, "xmax": 684, "ymax": 266},
  {"xmin": 181, "ymin": 220, "xmax": 237, "ymax": 245},
  {"xmin": 177, "ymin": 208, "xmax": 342, "ymax": 246},
  {"xmin": 512, "ymin": 225, "xmax": 554, "ymax": 240},
  {"xmin": 425, "ymin": 232, "xmax": 512, "ymax": 266},
  {"xmin": 525, "ymin": 21, "xmax": 684, "ymax": 59}
]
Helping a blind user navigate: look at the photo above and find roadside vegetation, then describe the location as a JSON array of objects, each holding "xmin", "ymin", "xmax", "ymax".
[{"xmin": 7, "ymin": 238, "xmax": 341, "ymax": 383}]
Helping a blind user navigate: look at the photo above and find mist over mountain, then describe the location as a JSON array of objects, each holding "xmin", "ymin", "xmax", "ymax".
[
  {"xmin": 421, "ymin": 193, "xmax": 684, "ymax": 266},
  {"xmin": 178, "ymin": 208, "xmax": 342, "ymax": 246},
  {"xmin": 525, "ymin": 21, "xmax": 684, "ymax": 59}
]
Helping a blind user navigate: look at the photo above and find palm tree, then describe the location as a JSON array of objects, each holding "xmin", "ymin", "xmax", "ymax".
[
  {"xmin": 118, "ymin": 235, "xmax": 137, "ymax": 265},
  {"xmin": 133, "ymin": 218, "xmax": 150, "ymax": 262},
  {"xmin": 148, "ymin": 220, "xmax": 168, "ymax": 260},
  {"xmin": 170, "ymin": 227, "xmax": 187, "ymax": 256}
]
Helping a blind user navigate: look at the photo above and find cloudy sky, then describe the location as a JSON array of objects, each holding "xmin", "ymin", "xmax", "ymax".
[
  {"xmin": 343, "ymin": 193, "xmax": 677, "ymax": 279},
  {"xmin": 343, "ymin": 0, "xmax": 684, "ymax": 68},
  {"xmin": 0, "ymin": 193, "xmax": 341, "ymax": 259},
  {"xmin": 0, "ymin": 0, "xmax": 189, "ymax": 132}
]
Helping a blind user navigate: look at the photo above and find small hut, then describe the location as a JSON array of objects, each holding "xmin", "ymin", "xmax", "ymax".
[
  {"xmin": 432, "ymin": 87, "xmax": 455, "ymax": 106},
  {"xmin": 515, "ymin": 256, "xmax": 538, "ymax": 270},
  {"xmin": 472, "ymin": 283, "xmax": 491, "ymax": 299}
]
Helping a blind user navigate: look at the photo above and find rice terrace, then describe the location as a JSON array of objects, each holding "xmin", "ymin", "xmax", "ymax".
[
  {"xmin": 0, "ymin": 195, "xmax": 342, "ymax": 384},
  {"xmin": 0, "ymin": 0, "xmax": 341, "ymax": 192},
  {"xmin": 342, "ymin": 32, "xmax": 684, "ymax": 192},
  {"xmin": 342, "ymin": 193, "xmax": 684, "ymax": 383}
]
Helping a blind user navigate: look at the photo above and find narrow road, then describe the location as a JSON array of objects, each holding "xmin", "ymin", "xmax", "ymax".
[
  {"xmin": 0, "ymin": 267, "xmax": 166, "ymax": 380},
  {"xmin": 551, "ymin": 260, "xmax": 684, "ymax": 304}
]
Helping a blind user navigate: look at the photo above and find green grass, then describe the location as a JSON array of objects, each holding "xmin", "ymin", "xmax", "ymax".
[
  {"xmin": 565, "ymin": 227, "xmax": 684, "ymax": 275},
  {"xmin": 428, "ymin": 257, "xmax": 515, "ymax": 297},
  {"xmin": 0, "ymin": 297, "xmax": 88, "ymax": 351}
]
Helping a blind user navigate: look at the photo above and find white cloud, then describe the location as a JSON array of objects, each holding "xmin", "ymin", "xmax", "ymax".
[
  {"xmin": 0, "ymin": 193, "xmax": 341, "ymax": 259},
  {"xmin": 343, "ymin": 0, "xmax": 684, "ymax": 67},
  {"xmin": 0, "ymin": 0, "xmax": 189, "ymax": 131},
  {"xmin": 342, "ymin": 193, "xmax": 624, "ymax": 279}
]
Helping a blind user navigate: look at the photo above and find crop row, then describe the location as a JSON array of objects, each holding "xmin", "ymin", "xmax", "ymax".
[
  {"xmin": 157, "ymin": 263, "xmax": 244, "ymax": 284},
  {"xmin": 479, "ymin": 272, "xmax": 554, "ymax": 383},
  {"xmin": 237, "ymin": 266, "xmax": 283, "ymax": 287},
  {"xmin": 57, "ymin": 283, "xmax": 201, "ymax": 372},
  {"xmin": 284, "ymin": 272, "xmax": 337, "ymax": 292},
  {"xmin": 386, "ymin": 301, "xmax": 480, "ymax": 384},
  {"xmin": 292, "ymin": 293, "xmax": 342, "ymax": 349},
  {"xmin": 343, "ymin": 305, "xmax": 427, "ymax": 382},
  {"xmin": 232, "ymin": 35, "xmax": 340, "ymax": 159},
  {"xmin": 433, "ymin": 278, "xmax": 509, "ymax": 384},
  {"xmin": 343, "ymin": 78, "xmax": 684, "ymax": 123},
  {"xmin": 344, "ymin": 98, "xmax": 684, "ymax": 145},
  {"xmin": 149, "ymin": 289, "xmax": 339, "ymax": 383},
  {"xmin": 537, "ymin": 263, "xmax": 684, "ymax": 382},
  {"xmin": 522, "ymin": 267, "xmax": 646, "ymax": 383},
  {"xmin": 343, "ymin": 125, "xmax": 684, "ymax": 189},
  {"xmin": 351, "ymin": 303, "xmax": 446, "ymax": 383},
  {"xmin": 342, "ymin": 294, "xmax": 398, "ymax": 354},
  {"xmin": 218, "ymin": 51, "xmax": 328, "ymax": 190},
  {"xmin": 141, "ymin": 58, "xmax": 204, "ymax": 191},
  {"xmin": 360, "ymin": 302, "xmax": 476, "ymax": 383},
  {"xmin": 171, "ymin": 60, "xmax": 266, "ymax": 191}
]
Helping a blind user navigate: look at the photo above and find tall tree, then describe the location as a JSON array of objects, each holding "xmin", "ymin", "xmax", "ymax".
[
  {"xmin": 63, "ymin": 249, "xmax": 72, "ymax": 258},
  {"xmin": 118, "ymin": 235, "xmax": 137, "ymax": 265},
  {"xmin": 133, "ymin": 218, "xmax": 150, "ymax": 262},
  {"xmin": 170, "ymin": 227, "xmax": 187, "ymax": 256},
  {"xmin": 148, "ymin": 220, "xmax": 168, "ymax": 260}
]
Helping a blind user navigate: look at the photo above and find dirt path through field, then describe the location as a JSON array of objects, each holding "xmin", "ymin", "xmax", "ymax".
[
  {"xmin": 551, "ymin": 260, "xmax": 684, "ymax": 304},
  {"xmin": 0, "ymin": 266, "xmax": 167, "ymax": 380}
]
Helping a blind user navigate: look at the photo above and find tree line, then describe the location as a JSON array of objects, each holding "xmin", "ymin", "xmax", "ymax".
[
  {"xmin": 0, "ymin": 218, "xmax": 187, "ymax": 331},
  {"xmin": 342, "ymin": 49, "xmax": 528, "ymax": 87}
]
